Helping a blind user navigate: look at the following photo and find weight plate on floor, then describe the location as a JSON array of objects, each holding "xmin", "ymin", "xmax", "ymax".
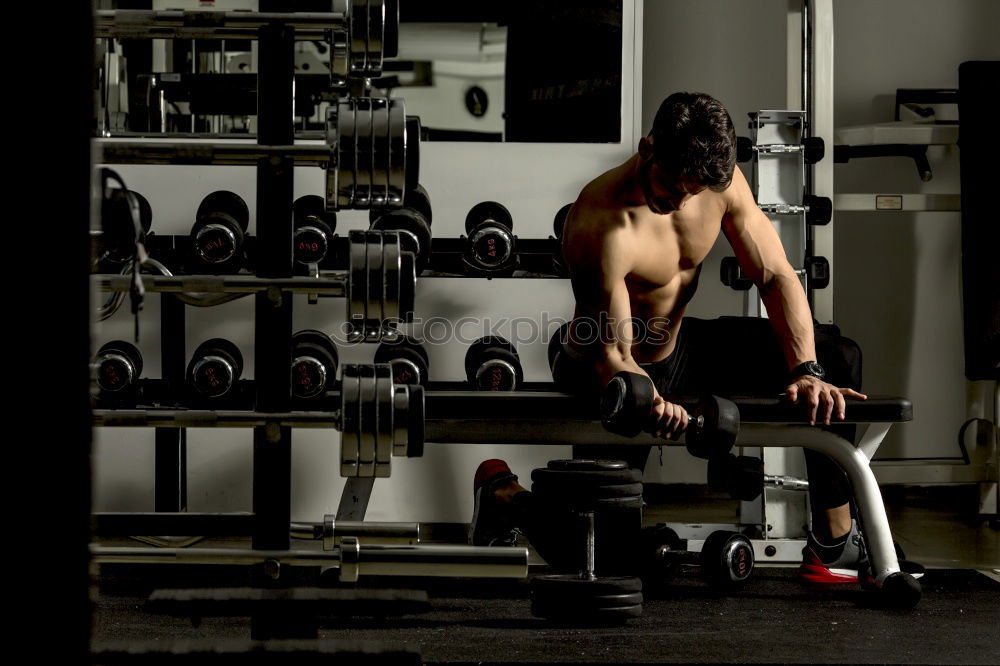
[
  {"xmin": 339, "ymin": 364, "xmax": 361, "ymax": 477},
  {"xmin": 365, "ymin": 230, "xmax": 384, "ymax": 340},
  {"xmin": 374, "ymin": 363, "xmax": 393, "ymax": 477},
  {"xmin": 347, "ymin": 230, "xmax": 367, "ymax": 340},
  {"xmin": 548, "ymin": 459, "xmax": 628, "ymax": 472},
  {"xmin": 531, "ymin": 466, "xmax": 642, "ymax": 487},
  {"xmin": 357, "ymin": 364, "xmax": 377, "ymax": 477},
  {"xmin": 531, "ymin": 482, "xmax": 643, "ymax": 500},
  {"xmin": 531, "ymin": 575, "xmax": 643, "ymax": 621}
]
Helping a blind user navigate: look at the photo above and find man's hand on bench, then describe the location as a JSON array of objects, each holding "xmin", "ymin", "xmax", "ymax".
[{"xmin": 784, "ymin": 376, "xmax": 867, "ymax": 426}]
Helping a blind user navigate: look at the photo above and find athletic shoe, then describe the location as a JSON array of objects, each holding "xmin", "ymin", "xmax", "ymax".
[
  {"xmin": 469, "ymin": 459, "xmax": 521, "ymax": 547},
  {"xmin": 800, "ymin": 519, "xmax": 925, "ymax": 583},
  {"xmin": 800, "ymin": 519, "xmax": 869, "ymax": 583}
]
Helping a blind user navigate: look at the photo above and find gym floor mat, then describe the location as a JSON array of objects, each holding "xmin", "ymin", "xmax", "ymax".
[{"xmin": 93, "ymin": 568, "xmax": 1000, "ymax": 664}]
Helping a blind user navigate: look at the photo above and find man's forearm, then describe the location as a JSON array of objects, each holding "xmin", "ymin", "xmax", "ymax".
[{"xmin": 760, "ymin": 273, "xmax": 816, "ymax": 372}]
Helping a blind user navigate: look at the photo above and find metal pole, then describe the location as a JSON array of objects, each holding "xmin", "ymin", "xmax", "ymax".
[{"xmin": 252, "ymin": 14, "xmax": 295, "ymax": 553}]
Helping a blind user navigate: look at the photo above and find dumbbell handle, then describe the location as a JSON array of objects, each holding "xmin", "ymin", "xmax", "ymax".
[{"xmin": 764, "ymin": 474, "xmax": 809, "ymax": 491}]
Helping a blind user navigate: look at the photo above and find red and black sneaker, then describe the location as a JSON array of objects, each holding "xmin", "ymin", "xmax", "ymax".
[
  {"xmin": 800, "ymin": 519, "xmax": 869, "ymax": 584},
  {"xmin": 469, "ymin": 459, "xmax": 521, "ymax": 547},
  {"xmin": 801, "ymin": 520, "xmax": 925, "ymax": 584}
]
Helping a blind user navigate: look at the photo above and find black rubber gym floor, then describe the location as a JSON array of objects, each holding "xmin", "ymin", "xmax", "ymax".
[{"xmin": 93, "ymin": 568, "xmax": 1000, "ymax": 665}]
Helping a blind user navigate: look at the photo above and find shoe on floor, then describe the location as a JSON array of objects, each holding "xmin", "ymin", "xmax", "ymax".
[
  {"xmin": 469, "ymin": 459, "xmax": 520, "ymax": 547},
  {"xmin": 801, "ymin": 519, "xmax": 925, "ymax": 583}
]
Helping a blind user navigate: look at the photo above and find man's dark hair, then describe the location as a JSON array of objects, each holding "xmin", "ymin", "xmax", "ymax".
[{"xmin": 648, "ymin": 92, "xmax": 737, "ymax": 192}]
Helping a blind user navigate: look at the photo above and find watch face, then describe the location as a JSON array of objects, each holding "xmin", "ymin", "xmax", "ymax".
[{"xmin": 807, "ymin": 361, "xmax": 826, "ymax": 378}]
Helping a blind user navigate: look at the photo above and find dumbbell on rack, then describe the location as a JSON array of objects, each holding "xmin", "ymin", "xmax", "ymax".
[
  {"xmin": 374, "ymin": 336, "xmax": 429, "ymax": 386},
  {"xmin": 98, "ymin": 98, "xmax": 419, "ymax": 214},
  {"xmin": 758, "ymin": 195, "xmax": 833, "ymax": 225},
  {"xmin": 293, "ymin": 195, "xmax": 337, "ymax": 268},
  {"xmin": 530, "ymin": 459, "xmax": 644, "ymax": 622},
  {"xmin": 338, "ymin": 363, "xmax": 423, "ymax": 477},
  {"xmin": 721, "ymin": 255, "xmax": 830, "ymax": 290},
  {"xmin": 600, "ymin": 371, "xmax": 740, "ymax": 460},
  {"xmin": 736, "ymin": 135, "xmax": 825, "ymax": 164},
  {"xmin": 189, "ymin": 191, "xmax": 250, "ymax": 274},
  {"xmin": 96, "ymin": 230, "xmax": 416, "ymax": 342},
  {"xmin": 291, "ymin": 330, "xmax": 340, "ymax": 400},
  {"xmin": 640, "ymin": 524, "xmax": 754, "ymax": 592},
  {"xmin": 94, "ymin": 0, "xmax": 399, "ymax": 81},
  {"xmin": 93, "ymin": 341, "xmax": 144, "ymax": 397},
  {"xmin": 465, "ymin": 336, "xmax": 523, "ymax": 391},
  {"xmin": 187, "ymin": 338, "xmax": 245, "ymax": 402},
  {"xmin": 707, "ymin": 453, "xmax": 809, "ymax": 502},
  {"xmin": 462, "ymin": 202, "xmax": 517, "ymax": 276},
  {"xmin": 369, "ymin": 184, "xmax": 433, "ymax": 273},
  {"xmin": 551, "ymin": 203, "xmax": 572, "ymax": 276}
]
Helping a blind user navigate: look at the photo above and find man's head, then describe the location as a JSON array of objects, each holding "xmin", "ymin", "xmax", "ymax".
[{"xmin": 638, "ymin": 92, "xmax": 737, "ymax": 214}]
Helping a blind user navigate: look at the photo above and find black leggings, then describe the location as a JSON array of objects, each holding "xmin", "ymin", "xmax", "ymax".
[{"xmin": 551, "ymin": 316, "xmax": 860, "ymax": 515}]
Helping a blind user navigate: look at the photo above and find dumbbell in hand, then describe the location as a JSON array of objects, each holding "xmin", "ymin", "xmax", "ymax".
[{"xmin": 600, "ymin": 371, "xmax": 739, "ymax": 459}]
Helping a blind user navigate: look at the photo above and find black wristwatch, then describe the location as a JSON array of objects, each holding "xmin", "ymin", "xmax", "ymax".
[{"xmin": 790, "ymin": 360, "xmax": 825, "ymax": 382}]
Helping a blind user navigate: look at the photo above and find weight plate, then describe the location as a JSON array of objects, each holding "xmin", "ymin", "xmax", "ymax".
[
  {"xmin": 531, "ymin": 574, "xmax": 642, "ymax": 595},
  {"xmin": 325, "ymin": 104, "xmax": 341, "ymax": 210},
  {"xmin": 531, "ymin": 601, "xmax": 642, "ymax": 621},
  {"xmin": 399, "ymin": 251, "xmax": 416, "ymax": 323},
  {"xmin": 349, "ymin": 0, "xmax": 368, "ymax": 74},
  {"xmin": 392, "ymin": 384, "xmax": 409, "ymax": 457},
  {"xmin": 530, "ymin": 466, "xmax": 642, "ymax": 487},
  {"xmin": 357, "ymin": 364, "xmax": 377, "ymax": 477},
  {"xmin": 339, "ymin": 364, "xmax": 361, "ymax": 477},
  {"xmin": 534, "ymin": 592, "xmax": 643, "ymax": 610},
  {"xmin": 365, "ymin": 230, "xmax": 384, "ymax": 340},
  {"xmin": 548, "ymin": 459, "xmax": 628, "ymax": 472},
  {"xmin": 381, "ymin": 231, "xmax": 401, "ymax": 330},
  {"xmin": 374, "ymin": 363, "xmax": 393, "ymax": 477},
  {"xmin": 530, "ymin": 482, "xmax": 643, "ymax": 500},
  {"xmin": 405, "ymin": 383, "xmax": 424, "ymax": 458},
  {"xmin": 329, "ymin": 26, "xmax": 349, "ymax": 80},
  {"xmin": 365, "ymin": 0, "xmax": 385, "ymax": 76},
  {"xmin": 347, "ymin": 230, "xmax": 368, "ymax": 340},
  {"xmin": 387, "ymin": 99, "xmax": 406, "ymax": 207},
  {"xmin": 337, "ymin": 99, "xmax": 357, "ymax": 208},
  {"xmin": 404, "ymin": 115, "xmax": 421, "ymax": 194},
  {"xmin": 371, "ymin": 99, "xmax": 390, "ymax": 207},
  {"xmin": 354, "ymin": 98, "xmax": 374, "ymax": 208}
]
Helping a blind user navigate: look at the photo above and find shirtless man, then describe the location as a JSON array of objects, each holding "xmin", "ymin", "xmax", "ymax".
[{"xmin": 471, "ymin": 93, "xmax": 875, "ymax": 584}]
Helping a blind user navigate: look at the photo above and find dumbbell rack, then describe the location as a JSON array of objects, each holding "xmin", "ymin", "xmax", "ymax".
[{"xmin": 92, "ymin": 6, "xmax": 414, "ymax": 556}]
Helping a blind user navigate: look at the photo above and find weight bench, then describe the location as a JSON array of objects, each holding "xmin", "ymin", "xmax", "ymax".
[{"xmin": 419, "ymin": 388, "xmax": 919, "ymax": 606}]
